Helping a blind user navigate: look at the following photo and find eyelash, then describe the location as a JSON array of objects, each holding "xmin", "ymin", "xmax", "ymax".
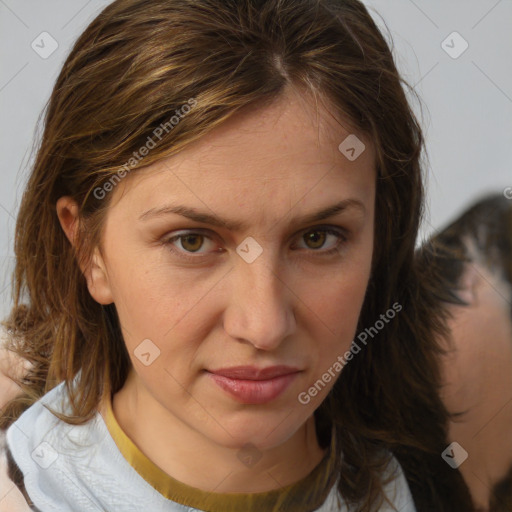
[{"xmin": 161, "ymin": 226, "xmax": 348, "ymax": 263}]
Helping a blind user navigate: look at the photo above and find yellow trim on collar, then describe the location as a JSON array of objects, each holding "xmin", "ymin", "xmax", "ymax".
[{"xmin": 104, "ymin": 394, "xmax": 339, "ymax": 512}]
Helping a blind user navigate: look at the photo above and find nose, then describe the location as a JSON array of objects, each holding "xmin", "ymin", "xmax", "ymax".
[{"xmin": 223, "ymin": 250, "xmax": 296, "ymax": 351}]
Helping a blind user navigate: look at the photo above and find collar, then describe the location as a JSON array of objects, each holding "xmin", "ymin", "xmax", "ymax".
[{"xmin": 104, "ymin": 393, "xmax": 339, "ymax": 512}]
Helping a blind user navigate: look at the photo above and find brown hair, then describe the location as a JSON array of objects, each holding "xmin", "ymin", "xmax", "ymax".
[{"xmin": 0, "ymin": 0, "xmax": 472, "ymax": 509}]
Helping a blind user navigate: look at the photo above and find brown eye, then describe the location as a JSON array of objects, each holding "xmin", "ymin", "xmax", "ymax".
[
  {"xmin": 303, "ymin": 230, "xmax": 327, "ymax": 250},
  {"xmin": 294, "ymin": 227, "xmax": 347, "ymax": 256},
  {"xmin": 179, "ymin": 234, "xmax": 204, "ymax": 252},
  {"xmin": 163, "ymin": 230, "xmax": 218, "ymax": 261}
]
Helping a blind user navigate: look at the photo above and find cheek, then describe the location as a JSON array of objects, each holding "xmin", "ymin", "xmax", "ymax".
[
  {"xmin": 296, "ymin": 267, "xmax": 372, "ymax": 406},
  {"xmin": 306, "ymin": 257, "xmax": 373, "ymax": 366},
  {"xmin": 315, "ymin": 273, "xmax": 370, "ymax": 355},
  {"xmin": 320, "ymin": 234, "xmax": 373, "ymax": 329},
  {"xmin": 108, "ymin": 263, "xmax": 210, "ymax": 393},
  {"xmin": 106, "ymin": 248, "xmax": 207, "ymax": 334}
]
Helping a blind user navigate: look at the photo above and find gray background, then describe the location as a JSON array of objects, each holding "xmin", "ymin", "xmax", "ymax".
[{"xmin": 1, "ymin": 0, "xmax": 511, "ymax": 320}]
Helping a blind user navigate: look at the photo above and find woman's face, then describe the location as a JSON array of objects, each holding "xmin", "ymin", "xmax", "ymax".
[{"xmin": 86, "ymin": 88, "xmax": 376, "ymax": 450}]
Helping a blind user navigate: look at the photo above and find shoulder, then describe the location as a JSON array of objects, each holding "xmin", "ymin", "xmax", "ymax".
[
  {"xmin": 318, "ymin": 453, "xmax": 417, "ymax": 512},
  {"xmin": 379, "ymin": 454, "xmax": 417, "ymax": 512},
  {"xmin": 0, "ymin": 430, "xmax": 32, "ymax": 512}
]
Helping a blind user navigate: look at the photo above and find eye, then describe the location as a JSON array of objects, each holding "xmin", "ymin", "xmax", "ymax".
[
  {"xmin": 293, "ymin": 227, "xmax": 347, "ymax": 255},
  {"xmin": 163, "ymin": 230, "xmax": 219, "ymax": 261},
  {"xmin": 162, "ymin": 226, "xmax": 348, "ymax": 262}
]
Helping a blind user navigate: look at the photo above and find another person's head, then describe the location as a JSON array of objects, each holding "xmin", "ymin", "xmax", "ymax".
[
  {"xmin": 0, "ymin": 0, "xmax": 472, "ymax": 509},
  {"xmin": 417, "ymin": 193, "xmax": 512, "ymax": 510}
]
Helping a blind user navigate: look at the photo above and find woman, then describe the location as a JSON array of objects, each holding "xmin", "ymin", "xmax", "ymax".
[{"xmin": 0, "ymin": 0, "xmax": 471, "ymax": 510}]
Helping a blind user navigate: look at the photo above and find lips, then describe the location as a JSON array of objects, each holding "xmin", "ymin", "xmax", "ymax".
[
  {"xmin": 209, "ymin": 365, "xmax": 300, "ymax": 380},
  {"xmin": 207, "ymin": 365, "xmax": 300, "ymax": 404}
]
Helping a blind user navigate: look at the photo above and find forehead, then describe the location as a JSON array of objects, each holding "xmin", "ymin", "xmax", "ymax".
[{"xmin": 110, "ymin": 88, "xmax": 376, "ymax": 216}]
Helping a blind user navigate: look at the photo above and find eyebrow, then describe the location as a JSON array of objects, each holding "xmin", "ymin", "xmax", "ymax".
[{"xmin": 138, "ymin": 198, "xmax": 365, "ymax": 231}]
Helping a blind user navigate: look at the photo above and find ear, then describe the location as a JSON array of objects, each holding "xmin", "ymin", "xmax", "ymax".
[
  {"xmin": 455, "ymin": 262, "xmax": 480, "ymax": 305},
  {"xmin": 56, "ymin": 196, "xmax": 114, "ymax": 305}
]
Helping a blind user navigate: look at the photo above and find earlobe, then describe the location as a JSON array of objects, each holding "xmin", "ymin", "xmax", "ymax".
[{"xmin": 85, "ymin": 247, "xmax": 115, "ymax": 306}]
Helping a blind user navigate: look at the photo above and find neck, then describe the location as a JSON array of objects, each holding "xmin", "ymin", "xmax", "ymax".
[
  {"xmin": 449, "ymin": 413, "xmax": 512, "ymax": 511},
  {"xmin": 106, "ymin": 370, "xmax": 327, "ymax": 493}
]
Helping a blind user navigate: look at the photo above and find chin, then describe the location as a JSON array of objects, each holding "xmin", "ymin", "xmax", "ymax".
[{"xmin": 203, "ymin": 412, "xmax": 305, "ymax": 451}]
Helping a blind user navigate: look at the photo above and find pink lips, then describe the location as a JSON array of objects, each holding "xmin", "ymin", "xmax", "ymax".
[{"xmin": 207, "ymin": 365, "xmax": 300, "ymax": 404}]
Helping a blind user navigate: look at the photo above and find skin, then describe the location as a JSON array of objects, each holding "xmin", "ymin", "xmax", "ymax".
[
  {"xmin": 440, "ymin": 258, "xmax": 512, "ymax": 511},
  {"xmin": 54, "ymin": 86, "xmax": 376, "ymax": 494}
]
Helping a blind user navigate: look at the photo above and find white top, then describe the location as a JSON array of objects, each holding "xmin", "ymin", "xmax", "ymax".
[{"xmin": 2, "ymin": 381, "xmax": 417, "ymax": 511}]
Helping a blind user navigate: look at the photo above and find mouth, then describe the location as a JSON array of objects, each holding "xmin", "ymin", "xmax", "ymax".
[{"xmin": 206, "ymin": 365, "xmax": 301, "ymax": 404}]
